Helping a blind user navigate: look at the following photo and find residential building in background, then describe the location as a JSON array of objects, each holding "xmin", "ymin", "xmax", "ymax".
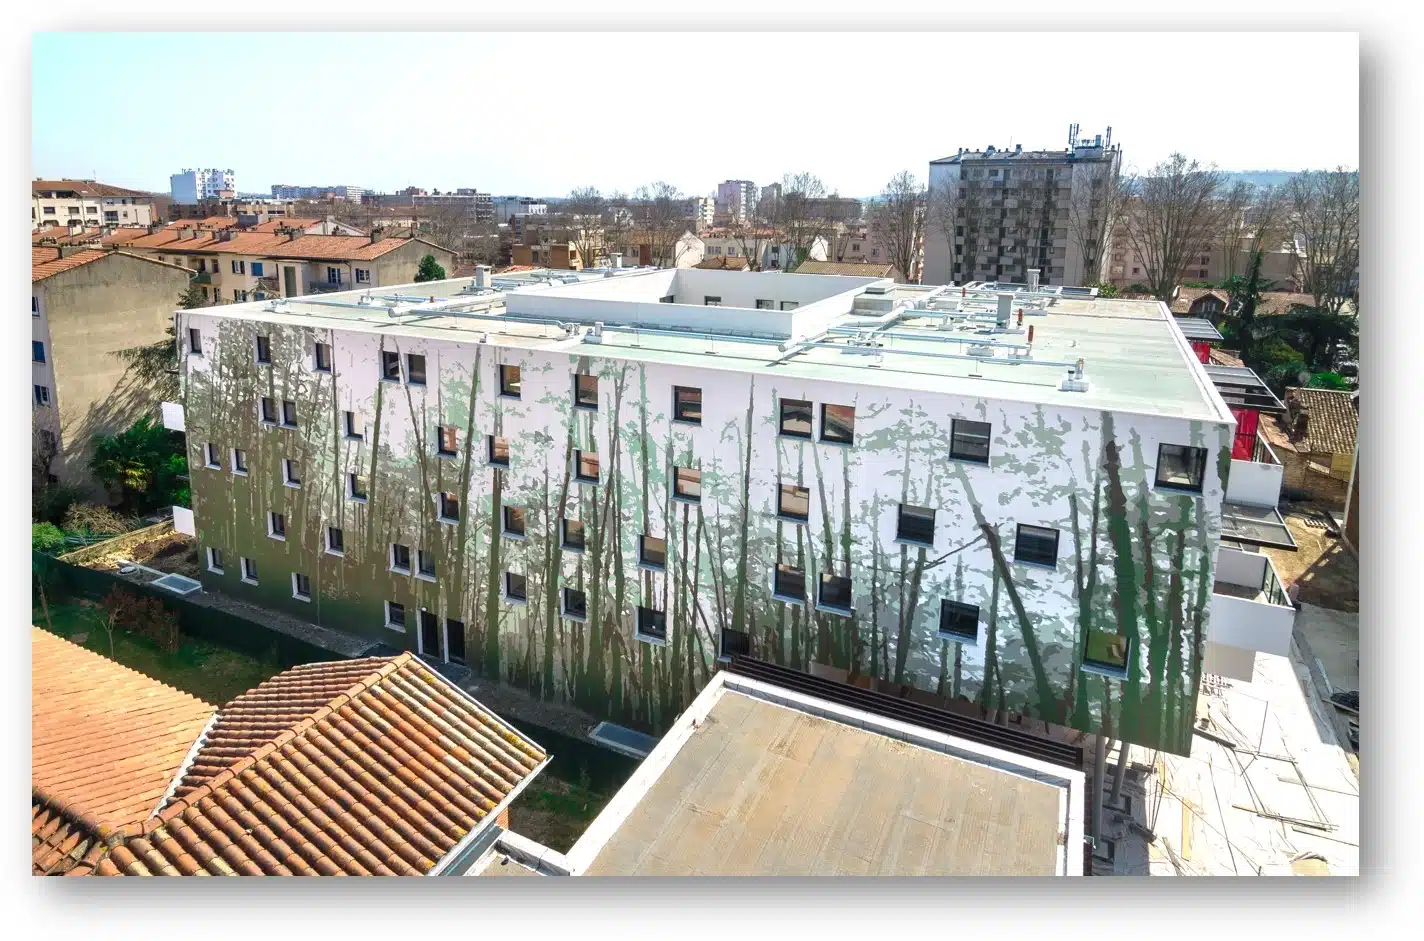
[
  {"xmin": 1107, "ymin": 225, "xmax": 1302, "ymax": 290},
  {"xmin": 688, "ymin": 196, "xmax": 716, "ymax": 232},
  {"xmin": 271, "ymin": 183, "xmax": 367, "ymax": 202},
  {"xmin": 1260, "ymin": 387, "xmax": 1358, "ymax": 508},
  {"xmin": 170, "ymin": 168, "xmax": 236, "ymax": 204},
  {"xmin": 698, "ymin": 228, "xmax": 828, "ymax": 270},
  {"xmin": 603, "ymin": 230, "xmax": 704, "ymax": 268},
  {"xmin": 924, "ymin": 127, "xmax": 1121, "ymax": 287},
  {"xmin": 122, "ymin": 222, "xmax": 455, "ymax": 304},
  {"xmin": 164, "ymin": 269, "xmax": 1292, "ymax": 761},
  {"xmin": 759, "ymin": 182, "xmax": 781, "ymax": 216},
  {"xmin": 492, "ymin": 196, "xmax": 549, "ymax": 221},
  {"xmin": 716, "ymin": 179, "xmax": 758, "ymax": 223},
  {"xmin": 169, "ymin": 196, "xmax": 293, "ymax": 222},
  {"xmin": 32, "ymin": 247, "xmax": 193, "ymax": 497},
  {"xmin": 412, "ymin": 189, "xmax": 494, "ymax": 222},
  {"xmin": 32, "ymin": 179, "xmax": 157, "ymax": 228}
]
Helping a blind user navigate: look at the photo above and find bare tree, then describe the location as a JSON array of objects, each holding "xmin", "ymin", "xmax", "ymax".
[
  {"xmin": 1065, "ymin": 160, "xmax": 1120, "ymax": 286},
  {"xmin": 1114, "ymin": 154, "xmax": 1227, "ymax": 301},
  {"xmin": 868, "ymin": 171, "xmax": 927, "ymax": 283},
  {"xmin": 1286, "ymin": 168, "xmax": 1359, "ymax": 314},
  {"xmin": 632, "ymin": 182, "xmax": 686, "ymax": 268},
  {"xmin": 778, "ymin": 172, "xmax": 835, "ymax": 269},
  {"xmin": 566, "ymin": 186, "xmax": 606, "ymax": 269}
]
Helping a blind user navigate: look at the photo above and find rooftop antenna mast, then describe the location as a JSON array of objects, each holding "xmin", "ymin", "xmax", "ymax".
[{"xmin": 1068, "ymin": 123, "xmax": 1079, "ymax": 149}]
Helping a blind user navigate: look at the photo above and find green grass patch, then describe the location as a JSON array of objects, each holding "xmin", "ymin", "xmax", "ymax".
[{"xmin": 34, "ymin": 601, "xmax": 281, "ymax": 707}]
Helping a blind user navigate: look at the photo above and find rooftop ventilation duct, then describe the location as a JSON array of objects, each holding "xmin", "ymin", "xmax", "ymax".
[
  {"xmin": 996, "ymin": 292, "xmax": 1013, "ymax": 327},
  {"xmin": 1027, "ymin": 268, "xmax": 1040, "ymax": 293},
  {"xmin": 475, "ymin": 265, "xmax": 489, "ymax": 289}
]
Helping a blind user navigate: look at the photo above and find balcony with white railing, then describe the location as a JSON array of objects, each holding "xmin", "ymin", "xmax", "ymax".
[
  {"xmin": 1205, "ymin": 545, "xmax": 1296, "ymax": 680},
  {"xmin": 1226, "ymin": 431, "xmax": 1285, "ymax": 510}
]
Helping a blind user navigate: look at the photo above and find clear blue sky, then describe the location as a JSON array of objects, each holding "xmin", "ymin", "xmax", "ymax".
[{"xmin": 32, "ymin": 31, "xmax": 1359, "ymax": 199}]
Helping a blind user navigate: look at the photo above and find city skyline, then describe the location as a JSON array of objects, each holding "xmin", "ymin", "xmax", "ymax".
[{"xmin": 33, "ymin": 32, "xmax": 1358, "ymax": 199}]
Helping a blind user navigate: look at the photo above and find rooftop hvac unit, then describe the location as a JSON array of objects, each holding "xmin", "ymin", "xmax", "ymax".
[{"xmin": 967, "ymin": 344, "xmax": 996, "ymax": 357}]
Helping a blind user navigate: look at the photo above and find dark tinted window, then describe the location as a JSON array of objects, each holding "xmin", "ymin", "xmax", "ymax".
[
  {"xmin": 574, "ymin": 374, "xmax": 598, "ymax": 409},
  {"xmin": 488, "ymin": 435, "xmax": 509, "ymax": 466},
  {"xmin": 255, "ymin": 335, "xmax": 271, "ymax": 363},
  {"xmin": 818, "ymin": 574, "xmax": 852, "ymax": 612},
  {"xmin": 721, "ymin": 627, "xmax": 751, "ymax": 658},
  {"xmin": 281, "ymin": 400, "xmax": 297, "ymax": 427},
  {"xmin": 938, "ymin": 600, "xmax": 979, "ymax": 640},
  {"xmin": 779, "ymin": 399, "xmax": 812, "ymax": 438},
  {"xmin": 327, "ymin": 527, "xmax": 344, "ymax": 553},
  {"xmin": 1014, "ymin": 524, "xmax": 1059, "ymax": 567},
  {"xmin": 640, "ymin": 535, "xmax": 666, "ymax": 569},
  {"xmin": 438, "ymin": 492, "xmax": 460, "ymax": 521},
  {"xmin": 381, "ymin": 350, "xmax": 401, "ymax": 381},
  {"xmin": 314, "ymin": 342, "xmax": 331, "ymax": 371},
  {"xmin": 505, "ymin": 572, "xmax": 527, "ymax": 602},
  {"xmin": 950, "ymin": 419, "xmax": 992, "ymax": 463},
  {"xmin": 562, "ymin": 518, "xmax": 586, "ymax": 551},
  {"xmin": 636, "ymin": 606, "xmax": 667, "ymax": 641},
  {"xmin": 438, "ymin": 425, "xmax": 458, "ymax": 456},
  {"xmin": 773, "ymin": 564, "xmax": 805, "ymax": 601},
  {"xmin": 500, "ymin": 364, "xmax": 521, "ymax": 398},
  {"xmin": 1155, "ymin": 444, "xmax": 1208, "ymax": 493},
  {"xmin": 260, "ymin": 397, "xmax": 277, "ymax": 423},
  {"xmin": 673, "ymin": 386, "xmax": 702, "ymax": 424},
  {"xmin": 503, "ymin": 505, "xmax": 526, "ymax": 536},
  {"xmin": 563, "ymin": 587, "xmax": 587, "ymax": 620},
  {"xmin": 820, "ymin": 404, "xmax": 855, "ymax": 445},
  {"xmin": 406, "ymin": 353, "xmax": 426, "ymax": 385},
  {"xmin": 897, "ymin": 504, "xmax": 936, "ymax": 545}
]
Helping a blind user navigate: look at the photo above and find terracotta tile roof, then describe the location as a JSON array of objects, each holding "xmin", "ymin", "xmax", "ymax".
[
  {"xmin": 31, "ymin": 628, "xmax": 215, "ymax": 874},
  {"xmin": 32, "ymin": 179, "xmax": 152, "ymax": 199},
  {"xmin": 32, "ymin": 225, "xmax": 104, "ymax": 246},
  {"xmin": 1169, "ymin": 286, "xmax": 1230, "ymax": 315},
  {"xmin": 694, "ymin": 255, "xmax": 751, "ymax": 270},
  {"xmin": 494, "ymin": 264, "xmax": 538, "ymax": 274},
  {"xmin": 1281, "ymin": 387, "xmax": 1358, "ymax": 455},
  {"xmin": 163, "ymin": 216, "xmax": 238, "ymax": 230},
  {"xmin": 250, "ymin": 217, "xmax": 321, "ymax": 232},
  {"xmin": 32, "ymin": 249, "xmax": 111, "ymax": 282},
  {"xmin": 32, "ymin": 245, "xmax": 60, "ymax": 265},
  {"xmin": 79, "ymin": 653, "xmax": 547, "ymax": 876},
  {"xmin": 126, "ymin": 229, "xmax": 436, "ymax": 262},
  {"xmin": 792, "ymin": 260, "xmax": 895, "ymax": 277},
  {"xmin": 1209, "ymin": 348, "xmax": 1245, "ymax": 368},
  {"xmin": 1171, "ymin": 286, "xmax": 1315, "ymax": 316},
  {"xmin": 102, "ymin": 226, "xmax": 152, "ymax": 247}
]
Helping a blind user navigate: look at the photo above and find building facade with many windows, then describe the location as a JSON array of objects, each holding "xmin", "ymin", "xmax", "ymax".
[
  {"xmin": 168, "ymin": 267, "xmax": 1295, "ymax": 755},
  {"xmin": 32, "ymin": 179, "xmax": 157, "ymax": 228}
]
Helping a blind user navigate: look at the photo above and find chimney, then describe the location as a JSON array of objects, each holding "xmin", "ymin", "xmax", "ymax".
[
  {"xmin": 610, "ymin": 252, "xmax": 623, "ymax": 269},
  {"xmin": 1293, "ymin": 411, "xmax": 1310, "ymax": 441},
  {"xmin": 996, "ymin": 292, "xmax": 1013, "ymax": 327},
  {"xmin": 1027, "ymin": 268, "xmax": 1040, "ymax": 292},
  {"xmin": 475, "ymin": 265, "xmax": 490, "ymax": 289}
]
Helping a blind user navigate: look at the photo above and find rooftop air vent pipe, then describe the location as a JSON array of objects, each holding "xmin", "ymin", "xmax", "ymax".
[
  {"xmin": 475, "ymin": 265, "xmax": 490, "ymax": 289},
  {"xmin": 996, "ymin": 293, "xmax": 1013, "ymax": 328},
  {"xmin": 1028, "ymin": 268, "xmax": 1040, "ymax": 293},
  {"xmin": 610, "ymin": 253, "xmax": 623, "ymax": 269}
]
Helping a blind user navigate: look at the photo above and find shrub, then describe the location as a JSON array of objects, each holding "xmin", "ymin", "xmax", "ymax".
[
  {"xmin": 31, "ymin": 523, "xmax": 66, "ymax": 554},
  {"xmin": 102, "ymin": 586, "xmax": 182, "ymax": 654},
  {"xmin": 34, "ymin": 483, "xmax": 85, "ymax": 524}
]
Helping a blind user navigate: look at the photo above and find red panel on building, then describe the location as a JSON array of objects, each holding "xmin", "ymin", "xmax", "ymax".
[
  {"xmin": 1191, "ymin": 340, "xmax": 1212, "ymax": 364},
  {"xmin": 1230, "ymin": 407, "xmax": 1259, "ymax": 460}
]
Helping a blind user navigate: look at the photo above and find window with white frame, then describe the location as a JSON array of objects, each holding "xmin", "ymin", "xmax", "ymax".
[
  {"xmin": 205, "ymin": 443, "xmax": 221, "ymax": 469},
  {"xmin": 390, "ymin": 542, "xmax": 411, "ymax": 573},
  {"xmin": 292, "ymin": 572, "xmax": 312, "ymax": 602},
  {"xmin": 206, "ymin": 547, "xmax": 224, "ymax": 574},
  {"xmin": 283, "ymin": 459, "xmax": 301, "ymax": 487},
  {"xmin": 325, "ymin": 526, "xmax": 344, "ymax": 555},
  {"xmin": 268, "ymin": 511, "xmax": 286, "ymax": 540},
  {"xmin": 240, "ymin": 557, "xmax": 258, "ymax": 584}
]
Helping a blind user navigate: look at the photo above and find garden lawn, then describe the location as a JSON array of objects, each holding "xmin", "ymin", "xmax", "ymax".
[{"xmin": 33, "ymin": 601, "xmax": 280, "ymax": 707}]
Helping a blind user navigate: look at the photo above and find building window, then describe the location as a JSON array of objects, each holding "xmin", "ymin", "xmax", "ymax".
[
  {"xmin": 188, "ymin": 328, "xmax": 202, "ymax": 355},
  {"xmin": 1082, "ymin": 629, "xmax": 1132, "ymax": 678},
  {"xmin": 780, "ymin": 301, "xmax": 798, "ymax": 310},
  {"xmin": 325, "ymin": 526, "xmax": 344, "ymax": 555},
  {"xmin": 636, "ymin": 606, "xmax": 668, "ymax": 644},
  {"xmin": 437, "ymin": 491, "xmax": 460, "ymax": 523},
  {"xmin": 204, "ymin": 443, "xmax": 221, "ymax": 469},
  {"xmin": 938, "ymin": 600, "xmax": 980, "ymax": 641},
  {"xmin": 33, "ymin": 385, "xmax": 50, "ymax": 407},
  {"xmin": 574, "ymin": 374, "xmax": 598, "ymax": 410},
  {"xmin": 488, "ymin": 435, "xmax": 509, "ymax": 467},
  {"xmin": 385, "ymin": 601, "xmax": 406, "ymax": 632},
  {"xmin": 390, "ymin": 543, "xmax": 412, "ymax": 573},
  {"xmin": 32, "ymin": 341, "xmax": 45, "ymax": 364},
  {"xmin": 31, "ymin": 296, "xmax": 38, "ymax": 316},
  {"xmin": 562, "ymin": 587, "xmax": 587, "ymax": 622},
  {"xmin": 381, "ymin": 350, "xmax": 401, "ymax": 381},
  {"xmin": 639, "ymin": 534, "xmax": 666, "ymax": 570},
  {"xmin": 1155, "ymin": 444, "xmax": 1208, "ymax": 494},
  {"xmin": 206, "ymin": 547, "xmax": 224, "ymax": 574},
  {"xmin": 327, "ymin": 266, "xmax": 342, "ymax": 285},
  {"xmin": 281, "ymin": 400, "xmax": 298, "ymax": 428},
  {"xmin": 406, "ymin": 353, "xmax": 426, "ymax": 385},
  {"xmin": 779, "ymin": 399, "xmax": 812, "ymax": 439},
  {"xmin": 259, "ymin": 397, "xmax": 277, "ymax": 424},
  {"xmin": 949, "ymin": 419, "xmax": 992, "ymax": 464},
  {"xmin": 777, "ymin": 482, "xmax": 809, "ymax": 523},
  {"xmin": 721, "ymin": 627, "xmax": 751, "ymax": 659},
  {"xmin": 500, "ymin": 364, "xmax": 521, "ymax": 398},
  {"xmin": 673, "ymin": 386, "xmax": 702, "ymax": 425},
  {"xmin": 672, "ymin": 466, "xmax": 701, "ymax": 503},
  {"xmin": 355, "ymin": 268, "xmax": 370, "ymax": 283},
  {"xmin": 268, "ymin": 511, "xmax": 286, "ymax": 540},
  {"xmin": 817, "ymin": 574, "xmax": 852, "ymax": 613},
  {"xmin": 436, "ymin": 425, "xmax": 458, "ymax": 457},
  {"xmin": 292, "ymin": 572, "xmax": 312, "ymax": 602},
  {"xmin": 250, "ymin": 262, "xmax": 264, "ymax": 277},
  {"xmin": 1014, "ymin": 524, "xmax": 1060, "ymax": 568},
  {"xmin": 755, "ymin": 299, "xmax": 774, "ymax": 310},
  {"xmin": 348, "ymin": 472, "xmax": 368, "ymax": 501},
  {"xmin": 344, "ymin": 411, "xmax": 363, "ymax": 440},
  {"xmin": 502, "ymin": 505, "xmax": 526, "ymax": 538},
  {"xmin": 314, "ymin": 342, "xmax": 332, "ymax": 372},
  {"xmin": 232, "ymin": 448, "xmax": 248, "ymax": 475},
  {"xmin": 505, "ymin": 571, "xmax": 528, "ymax": 604},
  {"xmin": 704, "ymin": 296, "xmax": 722, "ymax": 306},
  {"xmin": 820, "ymin": 404, "xmax": 855, "ymax": 445},
  {"xmin": 896, "ymin": 504, "xmax": 936, "ymax": 546},
  {"xmin": 241, "ymin": 557, "xmax": 258, "ymax": 584},
  {"xmin": 659, "ymin": 294, "xmax": 675, "ymax": 303},
  {"xmin": 417, "ymin": 550, "xmax": 436, "ymax": 581},
  {"xmin": 574, "ymin": 450, "xmax": 599, "ymax": 484},
  {"xmin": 562, "ymin": 518, "xmax": 586, "ymax": 552},
  {"xmin": 231, "ymin": 260, "xmax": 244, "ymax": 275},
  {"xmin": 283, "ymin": 459, "xmax": 301, "ymax": 488},
  {"xmin": 773, "ymin": 564, "xmax": 806, "ymax": 603}
]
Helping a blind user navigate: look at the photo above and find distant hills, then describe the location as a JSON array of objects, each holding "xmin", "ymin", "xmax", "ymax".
[{"xmin": 1218, "ymin": 170, "xmax": 1299, "ymax": 189}]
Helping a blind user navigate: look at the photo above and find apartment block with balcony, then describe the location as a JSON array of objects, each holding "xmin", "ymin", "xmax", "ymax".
[
  {"xmin": 170, "ymin": 168, "xmax": 235, "ymax": 204},
  {"xmin": 924, "ymin": 130, "xmax": 1121, "ymax": 287},
  {"xmin": 32, "ymin": 247, "xmax": 193, "ymax": 497},
  {"xmin": 32, "ymin": 179, "xmax": 157, "ymax": 229},
  {"xmin": 164, "ymin": 267, "xmax": 1294, "ymax": 758}
]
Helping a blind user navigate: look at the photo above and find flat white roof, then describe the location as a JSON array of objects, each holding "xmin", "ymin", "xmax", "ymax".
[{"xmin": 189, "ymin": 270, "xmax": 1233, "ymax": 423}]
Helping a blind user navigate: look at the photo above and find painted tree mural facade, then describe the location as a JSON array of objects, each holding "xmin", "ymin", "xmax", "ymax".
[{"xmin": 182, "ymin": 310, "xmax": 1232, "ymax": 755}]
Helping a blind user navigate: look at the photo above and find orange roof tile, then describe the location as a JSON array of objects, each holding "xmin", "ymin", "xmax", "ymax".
[
  {"xmin": 31, "ymin": 628, "xmax": 215, "ymax": 873},
  {"xmin": 32, "ymin": 246, "xmax": 60, "ymax": 265},
  {"xmin": 250, "ymin": 217, "xmax": 321, "ymax": 232},
  {"xmin": 32, "ymin": 225, "xmax": 103, "ymax": 246},
  {"xmin": 78, "ymin": 653, "xmax": 547, "ymax": 876},
  {"xmin": 33, "ymin": 179, "xmax": 152, "ymax": 199},
  {"xmin": 32, "ymin": 249, "xmax": 111, "ymax": 281}
]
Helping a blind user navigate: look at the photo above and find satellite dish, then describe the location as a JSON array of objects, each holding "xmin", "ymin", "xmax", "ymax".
[{"xmin": 1297, "ymin": 370, "xmax": 1312, "ymax": 385}]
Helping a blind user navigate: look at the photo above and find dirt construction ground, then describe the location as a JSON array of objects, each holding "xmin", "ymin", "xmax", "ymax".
[{"xmin": 1265, "ymin": 504, "xmax": 1358, "ymax": 613}]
